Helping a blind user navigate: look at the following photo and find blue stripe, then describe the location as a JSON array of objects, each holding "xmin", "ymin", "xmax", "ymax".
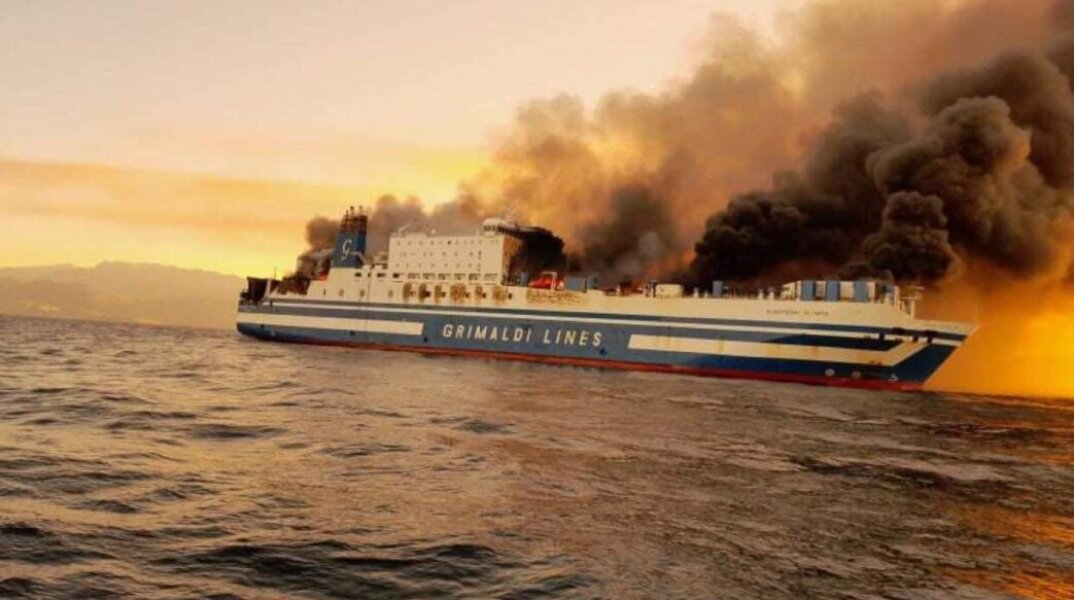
[
  {"xmin": 242, "ymin": 304, "xmax": 904, "ymax": 351},
  {"xmin": 245, "ymin": 296, "xmax": 966, "ymax": 341},
  {"xmin": 236, "ymin": 320, "xmax": 954, "ymax": 385},
  {"xmin": 260, "ymin": 297, "xmax": 966, "ymax": 341}
]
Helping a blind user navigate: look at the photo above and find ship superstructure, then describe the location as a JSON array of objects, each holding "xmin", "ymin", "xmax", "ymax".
[{"xmin": 237, "ymin": 208, "xmax": 977, "ymax": 390}]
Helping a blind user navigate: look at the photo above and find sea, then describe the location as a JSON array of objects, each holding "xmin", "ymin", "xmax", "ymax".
[{"xmin": 0, "ymin": 315, "xmax": 1072, "ymax": 600}]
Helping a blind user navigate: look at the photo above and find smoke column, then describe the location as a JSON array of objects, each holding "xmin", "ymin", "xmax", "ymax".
[
  {"xmin": 302, "ymin": 0, "xmax": 1060, "ymax": 287},
  {"xmin": 291, "ymin": 0, "xmax": 1074, "ymax": 397},
  {"xmin": 364, "ymin": 192, "xmax": 484, "ymax": 254},
  {"xmin": 293, "ymin": 216, "xmax": 339, "ymax": 278},
  {"xmin": 466, "ymin": 0, "xmax": 1060, "ymax": 282}
]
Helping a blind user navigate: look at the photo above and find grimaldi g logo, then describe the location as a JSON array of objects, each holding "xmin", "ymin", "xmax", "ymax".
[{"xmin": 441, "ymin": 323, "xmax": 603, "ymax": 347}]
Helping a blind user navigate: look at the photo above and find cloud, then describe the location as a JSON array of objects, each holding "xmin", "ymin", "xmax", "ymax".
[{"xmin": 0, "ymin": 157, "xmax": 364, "ymax": 238}]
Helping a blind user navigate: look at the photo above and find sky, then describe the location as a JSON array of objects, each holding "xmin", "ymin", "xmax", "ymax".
[{"xmin": 1, "ymin": 0, "xmax": 786, "ymax": 275}]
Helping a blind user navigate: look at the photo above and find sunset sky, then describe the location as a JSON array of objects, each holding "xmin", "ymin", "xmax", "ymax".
[{"xmin": 1, "ymin": 0, "xmax": 785, "ymax": 276}]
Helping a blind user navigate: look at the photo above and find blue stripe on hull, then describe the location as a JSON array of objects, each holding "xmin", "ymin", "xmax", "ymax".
[
  {"xmin": 237, "ymin": 307, "xmax": 956, "ymax": 388},
  {"xmin": 257, "ymin": 297, "xmax": 967, "ymax": 341},
  {"xmin": 241, "ymin": 304, "xmax": 912, "ymax": 351}
]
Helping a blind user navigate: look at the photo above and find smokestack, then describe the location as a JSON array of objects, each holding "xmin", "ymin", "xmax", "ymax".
[{"xmin": 330, "ymin": 206, "xmax": 368, "ymax": 269}]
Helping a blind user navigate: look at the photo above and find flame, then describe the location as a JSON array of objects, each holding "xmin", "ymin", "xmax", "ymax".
[{"xmin": 923, "ymin": 272, "xmax": 1074, "ymax": 399}]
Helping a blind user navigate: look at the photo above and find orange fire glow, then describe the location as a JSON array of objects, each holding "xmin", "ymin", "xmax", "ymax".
[{"xmin": 923, "ymin": 272, "xmax": 1074, "ymax": 399}]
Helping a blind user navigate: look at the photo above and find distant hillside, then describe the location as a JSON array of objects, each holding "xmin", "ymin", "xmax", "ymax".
[{"xmin": 0, "ymin": 262, "xmax": 244, "ymax": 329}]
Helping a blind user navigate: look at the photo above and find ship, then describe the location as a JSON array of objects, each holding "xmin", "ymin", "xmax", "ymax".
[{"xmin": 237, "ymin": 207, "xmax": 977, "ymax": 391}]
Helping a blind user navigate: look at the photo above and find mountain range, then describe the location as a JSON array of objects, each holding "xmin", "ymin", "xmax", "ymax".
[{"xmin": 0, "ymin": 262, "xmax": 244, "ymax": 330}]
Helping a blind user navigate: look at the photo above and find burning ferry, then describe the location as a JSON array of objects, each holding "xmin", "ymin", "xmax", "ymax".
[{"xmin": 237, "ymin": 207, "xmax": 976, "ymax": 391}]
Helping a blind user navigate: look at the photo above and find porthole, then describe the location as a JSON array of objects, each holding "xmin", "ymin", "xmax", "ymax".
[{"xmin": 825, "ymin": 368, "xmax": 835, "ymax": 377}]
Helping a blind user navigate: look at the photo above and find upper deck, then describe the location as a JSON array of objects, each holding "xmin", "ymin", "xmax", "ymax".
[
  {"xmin": 238, "ymin": 210, "xmax": 973, "ymax": 338},
  {"xmin": 384, "ymin": 218, "xmax": 519, "ymax": 284}
]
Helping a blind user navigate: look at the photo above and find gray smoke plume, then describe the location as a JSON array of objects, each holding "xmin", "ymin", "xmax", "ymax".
[
  {"xmin": 365, "ymin": 193, "xmax": 484, "ymax": 254},
  {"xmin": 294, "ymin": 216, "xmax": 339, "ymax": 278},
  {"xmin": 580, "ymin": 184, "xmax": 679, "ymax": 285},
  {"xmin": 293, "ymin": 194, "xmax": 485, "ymax": 270},
  {"xmin": 364, "ymin": 195, "xmax": 426, "ymax": 254},
  {"xmin": 304, "ymin": 216, "xmax": 339, "ymax": 250},
  {"xmin": 1053, "ymin": 0, "xmax": 1074, "ymax": 31}
]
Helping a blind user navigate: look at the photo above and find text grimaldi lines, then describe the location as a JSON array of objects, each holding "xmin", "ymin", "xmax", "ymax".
[{"xmin": 441, "ymin": 323, "xmax": 604, "ymax": 347}]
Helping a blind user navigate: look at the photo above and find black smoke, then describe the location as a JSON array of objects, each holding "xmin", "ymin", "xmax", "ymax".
[
  {"xmin": 920, "ymin": 51, "xmax": 1074, "ymax": 188},
  {"xmin": 862, "ymin": 192, "xmax": 954, "ymax": 282},
  {"xmin": 871, "ymin": 96, "xmax": 1064, "ymax": 275},
  {"xmin": 692, "ymin": 43, "xmax": 1074, "ymax": 285},
  {"xmin": 508, "ymin": 227, "xmax": 567, "ymax": 279},
  {"xmin": 580, "ymin": 184, "xmax": 679, "ymax": 284},
  {"xmin": 692, "ymin": 94, "xmax": 912, "ymax": 282}
]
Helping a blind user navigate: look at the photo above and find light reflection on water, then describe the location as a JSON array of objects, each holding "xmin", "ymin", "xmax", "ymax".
[{"xmin": 0, "ymin": 315, "xmax": 1072, "ymax": 599}]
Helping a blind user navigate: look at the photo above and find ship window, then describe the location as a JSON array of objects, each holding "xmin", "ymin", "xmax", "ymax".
[
  {"xmin": 322, "ymin": 290, "xmax": 327, "ymax": 296},
  {"xmin": 393, "ymin": 273, "xmax": 401, "ymax": 279},
  {"xmin": 338, "ymin": 290, "xmax": 344, "ymax": 297},
  {"xmin": 388, "ymin": 290, "xmax": 394, "ymax": 298},
  {"xmin": 377, "ymin": 273, "xmax": 386, "ymax": 278}
]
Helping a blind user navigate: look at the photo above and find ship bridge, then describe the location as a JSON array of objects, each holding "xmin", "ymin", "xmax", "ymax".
[{"xmin": 383, "ymin": 217, "xmax": 521, "ymax": 285}]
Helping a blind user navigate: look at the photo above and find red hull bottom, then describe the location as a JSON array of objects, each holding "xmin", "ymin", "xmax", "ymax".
[{"xmin": 244, "ymin": 335, "xmax": 923, "ymax": 393}]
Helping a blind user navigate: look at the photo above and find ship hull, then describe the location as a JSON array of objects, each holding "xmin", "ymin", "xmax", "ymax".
[{"xmin": 237, "ymin": 299, "xmax": 962, "ymax": 391}]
